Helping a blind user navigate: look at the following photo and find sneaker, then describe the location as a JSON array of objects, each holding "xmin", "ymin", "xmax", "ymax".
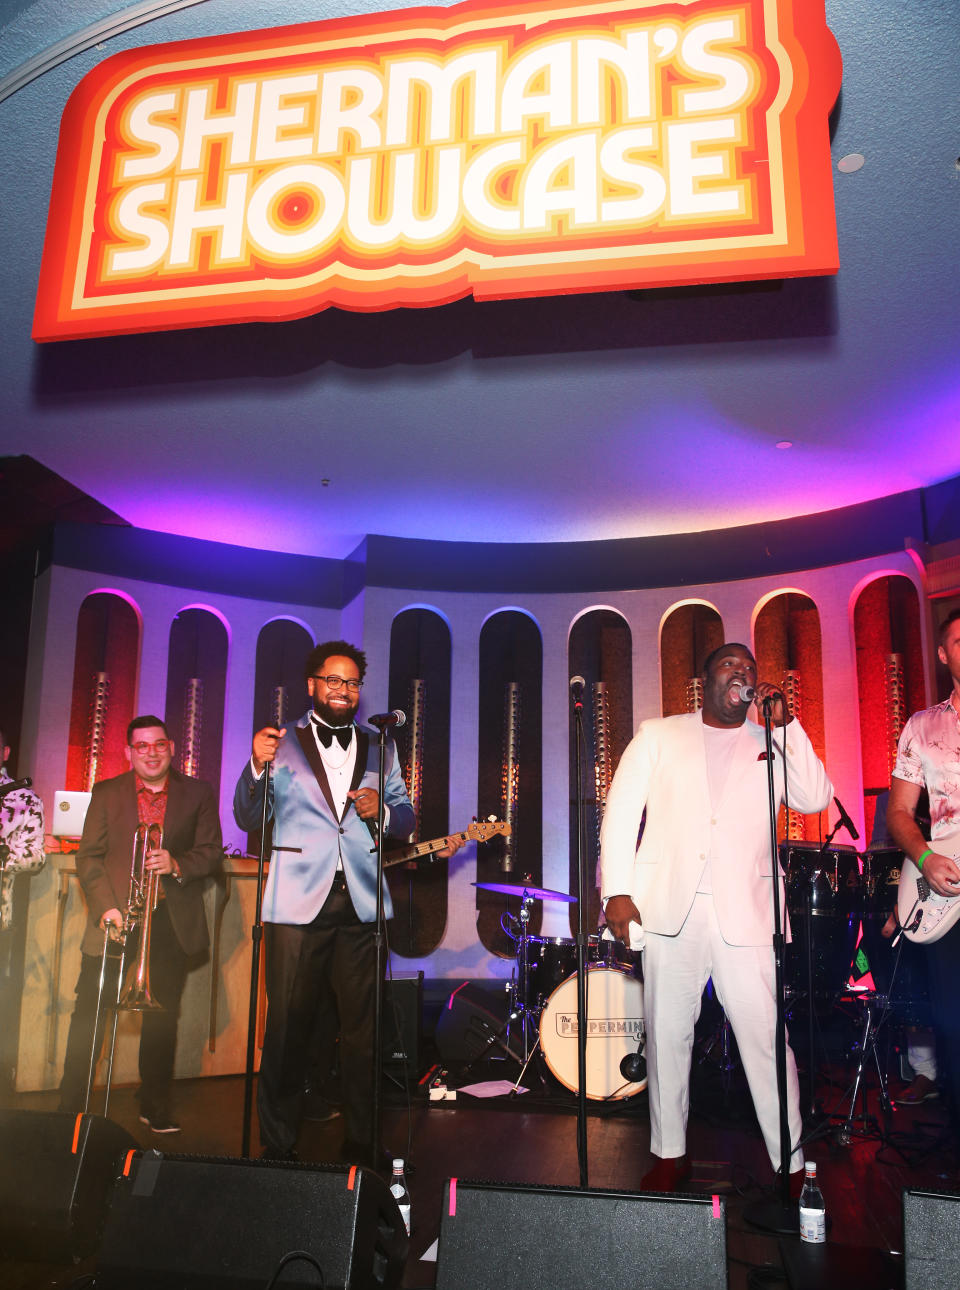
[
  {"xmin": 893, "ymin": 1074, "xmax": 938, "ymax": 1105},
  {"xmin": 139, "ymin": 1112, "xmax": 181, "ymax": 1134}
]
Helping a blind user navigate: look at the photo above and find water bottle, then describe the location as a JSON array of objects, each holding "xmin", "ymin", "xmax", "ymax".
[
  {"xmin": 798, "ymin": 1161, "xmax": 825, "ymax": 1243},
  {"xmin": 390, "ymin": 1158, "xmax": 411, "ymax": 1236}
]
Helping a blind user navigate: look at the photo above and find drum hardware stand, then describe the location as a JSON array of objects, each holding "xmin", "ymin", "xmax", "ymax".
[
  {"xmin": 458, "ymin": 1003, "xmax": 525, "ymax": 1074},
  {"xmin": 699, "ymin": 1007, "xmax": 738, "ymax": 1094},
  {"xmin": 513, "ymin": 894, "xmax": 539, "ymax": 1063},
  {"xmin": 833, "ymin": 991, "xmax": 893, "ymax": 1145}
]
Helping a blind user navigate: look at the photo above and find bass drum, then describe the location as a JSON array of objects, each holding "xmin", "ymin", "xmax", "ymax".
[{"xmin": 539, "ymin": 965, "xmax": 646, "ymax": 1100}]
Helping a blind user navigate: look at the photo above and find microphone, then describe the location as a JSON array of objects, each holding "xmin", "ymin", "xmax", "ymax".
[
  {"xmin": 833, "ymin": 795, "xmax": 860, "ymax": 841},
  {"xmin": 731, "ymin": 683, "xmax": 755, "ymax": 703},
  {"xmin": 569, "ymin": 675, "xmax": 585, "ymax": 710},
  {"xmin": 367, "ymin": 710, "xmax": 406, "ymax": 730},
  {"xmin": 620, "ymin": 1037, "xmax": 646, "ymax": 1083},
  {"xmin": 0, "ymin": 777, "xmax": 32, "ymax": 799}
]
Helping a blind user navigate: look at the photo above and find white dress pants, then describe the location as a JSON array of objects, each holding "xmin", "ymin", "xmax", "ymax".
[{"xmin": 643, "ymin": 892, "xmax": 803, "ymax": 1172}]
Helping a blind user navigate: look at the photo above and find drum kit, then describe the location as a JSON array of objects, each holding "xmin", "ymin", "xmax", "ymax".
[{"xmin": 473, "ymin": 878, "xmax": 646, "ymax": 1100}]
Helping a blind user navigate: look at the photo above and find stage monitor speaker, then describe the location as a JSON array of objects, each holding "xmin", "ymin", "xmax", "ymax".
[
  {"xmin": 0, "ymin": 1110, "xmax": 138, "ymax": 1262},
  {"xmin": 904, "ymin": 1187, "xmax": 960, "ymax": 1289},
  {"xmin": 382, "ymin": 971, "xmax": 423, "ymax": 1076},
  {"xmin": 434, "ymin": 981, "xmax": 516, "ymax": 1065},
  {"xmin": 95, "ymin": 1152, "xmax": 407, "ymax": 1290},
  {"xmin": 435, "ymin": 1178, "xmax": 727, "ymax": 1290}
]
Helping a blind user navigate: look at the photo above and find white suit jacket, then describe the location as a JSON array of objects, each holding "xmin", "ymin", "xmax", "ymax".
[{"xmin": 600, "ymin": 711, "xmax": 833, "ymax": 946}]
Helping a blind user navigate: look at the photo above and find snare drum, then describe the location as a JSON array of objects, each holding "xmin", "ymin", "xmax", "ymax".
[{"xmin": 539, "ymin": 965, "xmax": 646, "ymax": 1099}]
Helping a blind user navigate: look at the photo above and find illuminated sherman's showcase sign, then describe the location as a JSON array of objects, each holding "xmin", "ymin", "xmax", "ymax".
[{"xmin": 34, "ymin": 0, "xmax": 841, "ymax": 340}]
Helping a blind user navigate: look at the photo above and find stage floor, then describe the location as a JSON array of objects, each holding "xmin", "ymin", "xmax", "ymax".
[{"xmin": 2, "ymin": 1038, "xmax": 957, "ymax": 1289}]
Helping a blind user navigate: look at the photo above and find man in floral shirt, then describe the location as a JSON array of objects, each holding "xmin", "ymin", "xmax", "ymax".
[
  {"xmin": 0, "ymin": 728, "xmax": 45, "ymax": 931},
  {"xmin": 0, "ymin": 727, "xmax": 45, "ymax": 1090},
  {"xmin": 888, "ymin": 607, "xmax": 960, "ymax": 1153}
]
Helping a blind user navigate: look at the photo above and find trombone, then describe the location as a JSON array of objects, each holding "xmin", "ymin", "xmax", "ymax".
[{"xmin": 84, "ymin": 822, "xmax": 165, "ymax": 1115}]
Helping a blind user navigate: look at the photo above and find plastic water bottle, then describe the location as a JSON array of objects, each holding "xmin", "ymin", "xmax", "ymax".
[
  {"xmin": 798, "ymin": 1162, "xmax": 825, "ymax": 1243},
  {"xmin": 390, "ymin": 1158, "xmax": 411, "ymax": 1236}
]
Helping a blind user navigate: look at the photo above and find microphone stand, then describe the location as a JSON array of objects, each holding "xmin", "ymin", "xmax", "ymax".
[
  {"xmin": 369, "ymin": 726, "xmax": 390, "ymax": 1172},
  {"xmin": 241, "ymin": 758, "xmax": 271, "ymax": 1159},
  {"xmin": 571, "ymin": 685, "xmax": 589, "ymax": 1189},
  {"xmin": 744, "ymin": 697, "xmax": 798, "ymax": 1234}
]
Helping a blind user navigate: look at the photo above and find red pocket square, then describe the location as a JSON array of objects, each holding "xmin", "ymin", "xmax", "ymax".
[{"xmin": 757, "ymin": 751, "xmax": 777, "ymax": 761}]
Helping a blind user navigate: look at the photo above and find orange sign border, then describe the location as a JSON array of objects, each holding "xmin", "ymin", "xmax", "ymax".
[{"xmin": 33, "ymin": 0, "xmax": 842, "ymax": 341}]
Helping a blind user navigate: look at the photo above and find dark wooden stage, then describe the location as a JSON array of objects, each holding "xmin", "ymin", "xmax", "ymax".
[{"xmin": 2, "ymin": 1011, "xmax": 957, "ymax": 1290}]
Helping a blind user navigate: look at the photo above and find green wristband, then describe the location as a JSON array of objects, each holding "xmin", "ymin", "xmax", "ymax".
[{"xmin": 917, "ymin": 848, "xmax": 933, "ymax": 871}]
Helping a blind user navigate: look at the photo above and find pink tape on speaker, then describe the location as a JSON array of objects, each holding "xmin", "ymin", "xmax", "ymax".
[{"xmin": 448, "ymin": 1178, "xmax": 458, "ymax": 1216}]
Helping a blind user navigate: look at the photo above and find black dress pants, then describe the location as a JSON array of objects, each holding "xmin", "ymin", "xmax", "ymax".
[
  {"xmin": 927, "ymin": 921, "xmax": 960, "ymax": 1134},
  {"xmin": 59, "ymin": 901, "xmax": 189, "ymax": 1115},
  {"xmin": 258, "ymin": 876, "xmax": 379, "ymax": 1155}
]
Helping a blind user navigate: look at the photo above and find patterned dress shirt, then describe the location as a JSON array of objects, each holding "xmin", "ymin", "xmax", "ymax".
[
  {"xmin": 0, "ymin": 769, "xmax": 45, "ymax": 930},
  {"xmin": 893, "ymin": 697, "xmax": 960, "ymax": 842}
]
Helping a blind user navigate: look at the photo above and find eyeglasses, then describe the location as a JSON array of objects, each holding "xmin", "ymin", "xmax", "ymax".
[
  {"xmin": 130, "ymin": 740, "xmax": 170, "ymax": 754},
  {"xmin": 312, "ymin": 675, "xmax": 362, "ymax": 692}
]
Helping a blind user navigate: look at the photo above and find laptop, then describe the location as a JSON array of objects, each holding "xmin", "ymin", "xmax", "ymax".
[{"xmin": 52, "ymin": 790, "xmax": 92, "ymax": 838}]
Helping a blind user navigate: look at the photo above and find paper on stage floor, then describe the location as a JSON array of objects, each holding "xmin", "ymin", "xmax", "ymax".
[{"xmin": 456, "ymin": 1080, "xmax": 530, "ymax": 1098}]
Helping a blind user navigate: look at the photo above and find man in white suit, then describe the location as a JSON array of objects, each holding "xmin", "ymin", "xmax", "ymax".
[{"xmin": 601, "ymin": 642, "xmax": 832, "ymax": 1191}]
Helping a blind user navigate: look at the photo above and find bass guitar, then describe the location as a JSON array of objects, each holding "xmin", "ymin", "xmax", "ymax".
[{"xmin": 383, "ymin": 818, "xmax": 510, "ymax": 870}]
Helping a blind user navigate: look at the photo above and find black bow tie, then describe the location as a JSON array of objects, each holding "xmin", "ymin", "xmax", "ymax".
[{"xmin": 314, "ymin": 722, "xmax": 352, "ymax": 750}]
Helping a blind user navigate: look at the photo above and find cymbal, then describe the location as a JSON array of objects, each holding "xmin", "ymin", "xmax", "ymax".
[{"xmin": 473, "ymin": 881, "xmax": 577, "ymax": 903}]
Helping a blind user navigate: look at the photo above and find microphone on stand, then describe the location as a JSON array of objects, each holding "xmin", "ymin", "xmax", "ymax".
[
  {"xmin": 367, "ymin": 710, "xmax": 406, "ymax": 730},
  {"xmin": 833, "ymin": 796, "xmax": 860, "ymax": 841},
  {"xmin": 569, "ymin": 675, "xmax": 585, "ymax": 710},
  {"xmin": 731, "ymin": 683, "xmax": 756, "ymax": 703},
  {"xmin": 620, "ymin": 1036, "xmax": 646, "ymax": 1082}
]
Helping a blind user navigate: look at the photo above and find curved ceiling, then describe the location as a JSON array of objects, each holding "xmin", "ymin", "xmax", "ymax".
[{"xmin": 1, "ymin": 0, "xmax": 958, "ymax": 560}]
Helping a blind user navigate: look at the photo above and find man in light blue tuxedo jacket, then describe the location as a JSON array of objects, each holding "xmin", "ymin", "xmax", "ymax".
[{"xmin": 234, "ymin": 640, "xmax": 416, "ymax": 1164}]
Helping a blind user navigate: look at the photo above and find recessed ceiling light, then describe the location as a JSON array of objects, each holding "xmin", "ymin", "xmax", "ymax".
[
  {"xmin": 775, "ymin": 440, "xmax": 793, "ymax": 450},
  {"xmin": 837, "ymin": 153, "xmax": 865, "ymax": 173}
]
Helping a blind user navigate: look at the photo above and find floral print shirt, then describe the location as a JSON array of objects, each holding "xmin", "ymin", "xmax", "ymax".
[
  {"xmin": 893, "ymin": 698, "xmax": 960, "ymax": 843},
  {"xmin": 0, "ymin": 769, "xmax": 46, "ymax": 930}
]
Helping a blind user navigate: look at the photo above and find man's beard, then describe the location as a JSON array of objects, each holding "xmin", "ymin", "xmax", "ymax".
[{"xmin": 313, "ymin": 696, "xmax": 358, "ymax": 728}]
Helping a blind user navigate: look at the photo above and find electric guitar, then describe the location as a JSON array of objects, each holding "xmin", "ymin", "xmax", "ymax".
[
  {"xmin": 897, "ymin": 833, "xmax": 960, "ymax": 944},
  {"xmin": 382, "ymin": 818, "xmax": 510, "ymax": 870}
]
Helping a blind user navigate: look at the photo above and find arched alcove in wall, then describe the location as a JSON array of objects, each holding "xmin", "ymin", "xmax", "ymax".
[
  {"xmin": 386, "ymin": 607, "xmax": 452, "ymax": 957},
  {"xmin": 66, "ymin": 591, "xmax": 141, "ymax": 789},
  {"xmin": 247, "ymin": 618, "xmax": 315, "ymax": 855},
  {"xmin": 567, "ymin": 608, "xmax": 633, "ymax": 934},
  {"xmin": 476, "ymin": 610, "xmax": 543, "ymax": 957},
  {"xmin": 165, "ymin": 607, "xmax": 229, "ymax": 800},
  {"xmin": 754, "ymin": 591, "xmax": 827, "ymax": 841},
  {"xmin": 659, "ymin": 602, "xmax": 724, "ymax": 717},
  {"xmin": 253, "ymin": 619, "xmax": 315, "ymax": 732},
  {"xmin": 853, "ymin": 574, "xmax": 925, "ymax": 843}
]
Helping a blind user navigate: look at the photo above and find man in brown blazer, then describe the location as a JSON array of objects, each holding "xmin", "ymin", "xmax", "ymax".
[{"xmin": 59, "ymin": 716, "xmax": 223, "ymax": 1131}]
